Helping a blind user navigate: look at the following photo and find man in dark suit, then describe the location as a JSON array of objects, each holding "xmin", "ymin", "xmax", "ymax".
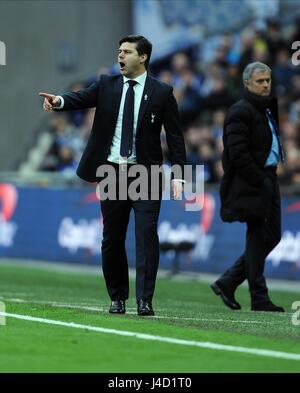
[
  {"xmin": 211, "ymin": 62, "xmax": 285, "ymax": 312},
  {"xmin": 39, "ymin": 35, "xmax": 186, "ymax": 316}
]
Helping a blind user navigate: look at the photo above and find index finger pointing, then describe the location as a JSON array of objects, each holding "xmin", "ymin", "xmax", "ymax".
[{"xmin": 38, "ymin": 92, "xmax": 53, "ymax": 99}]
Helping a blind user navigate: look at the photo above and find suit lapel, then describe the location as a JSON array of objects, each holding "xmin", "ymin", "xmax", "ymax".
[
  {"xmin": 136, "ymin": 76, "xmax": 155, "ymax": 135},
  {"xmin": 111, "ymin": 76, "xmax": 124, "ymax": 130}
]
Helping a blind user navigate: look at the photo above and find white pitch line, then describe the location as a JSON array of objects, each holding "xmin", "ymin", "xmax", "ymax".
[
  {"xmin": 0, "ymin": 296, "xmax": 286, "ymax": 325},
  {"xmin": 1, "ymin": 311, "xmax": 300, "ymax": 361}
]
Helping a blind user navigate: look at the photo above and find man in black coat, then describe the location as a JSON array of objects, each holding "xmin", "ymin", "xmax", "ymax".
[
  {"xmin": 211, "ymin": 62, "xmax": 285, "ymax": 312},
  {"xmin": 40, "ymin": 35, "xmax": 186, "ymax": 316}
]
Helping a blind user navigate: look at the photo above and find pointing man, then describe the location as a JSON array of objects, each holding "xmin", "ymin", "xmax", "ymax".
[{"xmin": 40, "ymin": 35, "xmax": 186, "ymax": 316}]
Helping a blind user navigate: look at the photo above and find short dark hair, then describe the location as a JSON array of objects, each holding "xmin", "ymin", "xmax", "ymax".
[{"xmin": 119, "ymin": 35, "xmax": 152, "ymax": 69}]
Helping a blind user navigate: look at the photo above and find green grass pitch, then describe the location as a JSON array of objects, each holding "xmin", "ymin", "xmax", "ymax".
[{"xmin": 0, "ymin": 260, "xmax": 300, "ymax": 372}]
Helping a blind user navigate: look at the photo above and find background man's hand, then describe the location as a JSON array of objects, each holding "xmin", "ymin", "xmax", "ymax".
[
  {"xmin": 39, "ymin": 92, "xmax": 61, "ymax": 112},
  {"xmin": 172, "ymin": 180, "xmax": 183, "ymax": 200}
]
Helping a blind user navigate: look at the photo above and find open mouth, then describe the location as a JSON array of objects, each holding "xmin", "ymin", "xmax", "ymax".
[{"xmin": 119, "ymin": 62, "xmax": 125, "ymax": 70}]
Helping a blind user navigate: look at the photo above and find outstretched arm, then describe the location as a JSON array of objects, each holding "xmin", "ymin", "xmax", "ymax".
[{"xmin": 39, "ymin": 81, "xmax": 99, "ymax": 112}]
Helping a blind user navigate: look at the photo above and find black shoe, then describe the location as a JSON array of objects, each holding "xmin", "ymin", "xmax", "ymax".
[
  {"xmin": 137, "ymin": 299, "xmax": 154, "ymax": 316},
  {"xmin": 211, "ymin": 281, "xmax": 241, "ymax": 310},
  {"xmin": 251, "ymin": 301, "xmax": 285, "ymax": 312},
  {"xmin": 109, "ymin": 300, "xmax": 126, "ymax": 314}
]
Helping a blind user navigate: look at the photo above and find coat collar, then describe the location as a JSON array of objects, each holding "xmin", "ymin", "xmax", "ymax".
[
  {"xmin": 243, "ymin": 88, "xmax": 271, "ymax": 112},
  {"xmin": 243, "ymin": 88, "xmax": 279, "ymax": 123}
]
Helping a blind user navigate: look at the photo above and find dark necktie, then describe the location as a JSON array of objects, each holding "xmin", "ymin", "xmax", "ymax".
[{"xmin": 120, "ymin": 80, "xmax": 137, "ymax": 157}]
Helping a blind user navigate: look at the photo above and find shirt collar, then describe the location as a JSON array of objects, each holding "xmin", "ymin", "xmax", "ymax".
[{"xmin": 123, "ymin": 71, "xmax": 147, "ymax": 86}]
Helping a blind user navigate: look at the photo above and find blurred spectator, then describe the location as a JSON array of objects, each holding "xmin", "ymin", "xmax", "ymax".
[
  {"xmin": 168, "ymin": 53, "xmax": 203, "ymax": 127},
  {"xmin": 252, "ymin": 29, "xmax": 271, "ymax": 64},
  {"xmin": 57, "ymin": 146, "xmax": 77, "ymax": 174},
  {"xmin": 170, "ymin": 53, "xmax": 203, "ymax": 91},
  {"xmin": 291, "ymin": 16, "xmax": 300, "ymax": 43},
  {"xmin": 199, "ymin": 62, "xmax": 225, "ymax": 97},
  {"xmin": 273, "ymin": 48, "xmax": 295, "ymax": 95},
  {"xmin": 225, "ymin": 64, "xmax": 242, "ymax": 100},
  {"xmin": 222, "ymin": 32, "xmax": 240, "ymax": 65},
  {"xmin": 214, "ymin": 45, "xmax": 229, "ymax": 70},
  {"xmin": 185, "ymin": 123, "xmax": 220, "ymax": 183},
  {"xmin": 158, "ymin": 70, "xmax": 173, "ymax": 85},
  {"xmin": 290, "ymin": 74, "xmax": 300, "ymax": 101},
  {"xmin": 238, "ymin": 29, "xmax": 255, "ymax": 73},
  {"xmin": 203, "ymin": 76, "xmax": 235, "ymax": 111},
  {"xmin": 40, "ymin": 112, "xmax": 83, "ymax": 173},
  {"xmin": 265, "ymin": 18, "xmax": 287, "ymax": 64},
  {"xmin": 173, "ymin": 67, "xmax": 203, "ymax": 126}
]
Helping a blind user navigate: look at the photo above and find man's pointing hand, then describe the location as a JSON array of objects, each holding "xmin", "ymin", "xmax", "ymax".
[{"xmin": 39, "ymin": 92, "xmax": 61, "ymax": 112}]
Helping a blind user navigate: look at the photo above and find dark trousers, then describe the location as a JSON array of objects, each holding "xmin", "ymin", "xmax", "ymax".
[
  {"xmin": 99, "ymin": 164, "xmax": 162, "ymax": 303},
  {"xmin": 218, "ymin": 168, "xmax": 281, "ymax": 304}
]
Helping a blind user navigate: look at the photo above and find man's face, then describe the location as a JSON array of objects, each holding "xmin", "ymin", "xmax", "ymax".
[
  {"xmin": 118, "ymin": 42, "xmax": 146, "ymax": 78},
  {"xmin": 245, "ymin": 70, "xmax": 271, "ymax": 96}
]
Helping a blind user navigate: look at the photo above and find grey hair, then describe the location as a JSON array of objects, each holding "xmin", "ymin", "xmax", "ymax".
[{"xmin": 242, "ymin": 62, "xmax": 271, "ymax": 83}]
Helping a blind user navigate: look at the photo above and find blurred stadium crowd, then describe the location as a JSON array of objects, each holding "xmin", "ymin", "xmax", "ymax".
[{"xmin": 39, "ymin": 17, "xmax": 300, "ymax": 186}]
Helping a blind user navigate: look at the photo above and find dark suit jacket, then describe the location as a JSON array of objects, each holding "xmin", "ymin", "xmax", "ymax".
[
  {"xmin": 57, "ymin": 74, "xmax": 186, "ymax": 182},
  {"xmin": 220, "ymin": 89, "xmax": 283, "ymax": 223}
]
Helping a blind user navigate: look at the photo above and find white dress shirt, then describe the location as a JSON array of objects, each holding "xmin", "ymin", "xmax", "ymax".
[{"xmin": 108, "ymin": 71, "xmax": 147, "ymax": 164}]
